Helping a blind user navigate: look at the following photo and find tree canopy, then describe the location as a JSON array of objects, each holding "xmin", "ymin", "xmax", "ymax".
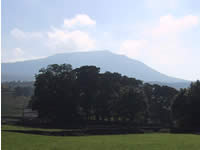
[
  {"xmin": 31, "ymin": 64, "xmax": 200, "ymax": 130},
  {"xmin": 172, "ymin": 80, "xmax": 200, "ymax": 130}
]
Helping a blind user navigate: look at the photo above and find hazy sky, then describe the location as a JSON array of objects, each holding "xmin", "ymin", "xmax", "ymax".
[{"xmin": 2, "ymin": 0, "xmax": 200, "ymax": 81}]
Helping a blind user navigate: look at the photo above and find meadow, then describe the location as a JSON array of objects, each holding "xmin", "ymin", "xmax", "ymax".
[{"xmin": 2, "ymin": 125, "xmax": 200, "ymax": 150}]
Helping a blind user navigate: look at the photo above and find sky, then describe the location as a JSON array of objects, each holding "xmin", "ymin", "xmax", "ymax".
[{"xmin": 2, "ymin": 0, "xmax": 200, "ymax": 81}]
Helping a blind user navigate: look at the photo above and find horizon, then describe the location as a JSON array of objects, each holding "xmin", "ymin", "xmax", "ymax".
[{"xmin": 2, "ymin": 0, "xmax": 200, "ymax": 81}]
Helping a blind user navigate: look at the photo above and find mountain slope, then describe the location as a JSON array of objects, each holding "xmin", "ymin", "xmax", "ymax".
[{"xmin": 2, "ymin": 50, "xmax": 188, "ymax": 83}]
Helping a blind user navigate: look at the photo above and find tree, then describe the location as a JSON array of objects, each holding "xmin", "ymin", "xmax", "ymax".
[
  {"xmin": 143, "ymin": 84, "xmax": 178, "ymax": 125},
  {"xmin": 30, "ymin": 64, "xmax": 78, "ymax": 124},
  {"xmin": 94, "ymin": 72, "xmax": 122, "ymax": 121},
  {"xmin": 172, "ymin": 81, "xmax": 200, "ymax": 130},
  {"xmin": 30, "ymin": 63, "xmax": 181, "ymax": 128},
  {"xmin": 74, "ymin": 66, "xmax": 100, "ymax": 121},
  {"xmin": 117, "ymin": 86, "xmax": 146, "ymax": 123},
  {"xmin": 172, "ymin": 89, "xmax": 188, "ymax": 128}
]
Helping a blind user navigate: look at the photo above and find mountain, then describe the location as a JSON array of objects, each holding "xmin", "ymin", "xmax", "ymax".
[
  {"xmin": 148, "ymin": 81, "xmax": 191, "ymax": 89},
  {"xmin": 2, "ymin": 50, "xmax": 190, "ymax": 87}
]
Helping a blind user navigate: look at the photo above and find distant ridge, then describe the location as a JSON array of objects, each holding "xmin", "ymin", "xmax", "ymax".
[{"xmin": 2, "ymin": 50, "xmax": 190, "ymax": 88}]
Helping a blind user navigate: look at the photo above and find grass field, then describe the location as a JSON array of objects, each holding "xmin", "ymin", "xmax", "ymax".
[{"xmin": 2, "ymin": 125, "xmax": 200, "ymax": 150}]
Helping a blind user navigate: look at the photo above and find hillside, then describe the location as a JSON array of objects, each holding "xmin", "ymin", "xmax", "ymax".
[{"xmin": 2, "ymin": 50, "xmax": 189, "ymax": 84}]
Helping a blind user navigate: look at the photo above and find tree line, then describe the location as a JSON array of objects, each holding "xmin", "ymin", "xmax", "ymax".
[{"xmin": 30, "ymin": 64, "xmax": 200, "ymax": 130}]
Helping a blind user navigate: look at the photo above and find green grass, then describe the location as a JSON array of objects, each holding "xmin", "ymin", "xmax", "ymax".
[{"xmin": 2, "ymin": 125, "xmax": 200, "ymax": 150}]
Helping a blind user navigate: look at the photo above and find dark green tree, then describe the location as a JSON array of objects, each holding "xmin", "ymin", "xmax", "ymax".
[
  {"xmin": 172, "ymin": 81, "xmax": 200, "ymax": 130},
  {"xmin": 144, "ymin": 84, "xmax": 178, "ymax": 125},
  {"xmin": 30, "ymin": 64, "xmax": 78, "ymax": 124},
  {"xmin": 74, "ymin": 66, "xmax": 100, "ymax": 121},
  {"xmin": 117, "ymin": 86, "xmax": 146, "ymax": 123}
]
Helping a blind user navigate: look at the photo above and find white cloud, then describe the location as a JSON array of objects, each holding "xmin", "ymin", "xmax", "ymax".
[
  {"xmin": 47, "ymin": 28, "xmax": 96, "ymax": 52},
  {"xmin": 118, "ymin": 14, "xmax": 199, "ymax": 79},
  {"xmin": 64, "ymin": 14, "xmax": 96, "ymax": 28},
  {"xmin": 9, "ymin": 14, "xmax": 96, "ymax": 56},
  {"xmin": 10, "ymin": 28, "xmax": 26, "ymax": 39},
  {"xmin": 119, "ymin": 40, "xmax": 148, "ymax": 58},
  {"xmin": 46, "ymin": 14, "xmax": 96, "ymax": 52},
  {"xmin": 2, "ymin": 48, "xmax": 26, "ymax": 62},
  {"xmin": 10, "ymin": 28, "xmax": 44, "ymax": 40},
  {"xmin": 2, "ymin": 48, "xmax": 46, "ymax": 63},
  {"xmin": 150, "ymin": 15, "xmax": 199, "ymax": 37},
  {"xmin": 144, "ymin": 15, "xmax": 199, "ymax": 65},
  {"xmin": 13, "ymin": 48, "xmax": 24, "ymax": 57}
]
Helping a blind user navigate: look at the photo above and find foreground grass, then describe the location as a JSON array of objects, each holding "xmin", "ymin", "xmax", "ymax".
[{"xmin": 2, "ymin": 125, "xmax": 200, "ymax": 150}]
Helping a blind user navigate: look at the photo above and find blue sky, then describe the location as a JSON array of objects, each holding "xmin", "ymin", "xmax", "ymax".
[{"xmin": 2, "ymin": 0, "xmax": 200, "ymax": 81}]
